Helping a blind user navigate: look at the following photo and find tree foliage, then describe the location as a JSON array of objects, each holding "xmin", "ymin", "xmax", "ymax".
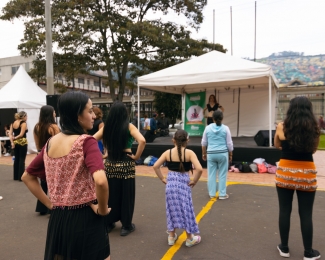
[
  {"xmin": 1, "ymin": 0, "xmax": 226, "ymax": 101},
  {"xmin": 153, "ymin": 92, "xmax": 181, "ymax": 125}
]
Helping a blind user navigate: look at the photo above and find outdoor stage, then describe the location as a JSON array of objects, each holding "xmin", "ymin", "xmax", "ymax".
[{"xmin": 132, "ymin": 136, "xmax": 281, "ymax": 167}]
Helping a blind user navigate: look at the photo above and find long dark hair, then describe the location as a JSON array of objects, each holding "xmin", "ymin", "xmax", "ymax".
[
  {"xmin": 173, "ymin": 130, "xmax": 189, "ymax": 172},
  {"xmin": 102, "ymin": 102, "xmax": 129, "ymax": 161},
  {"xmin": 58, "ymin": 91, "xmax": 89, "ymax": 135},
  {"xmin": 283, "ymin": 96, "xmax": 320, "ymax": 153},
  {"xmin": 213, "ymin": 110, "xmax": 223, "ymax": 126},
  {"xmin": 208, "ymin": 94, "xmax": 217, "ymax": 103},
  {"xmin": 34, "ymin": 105, "xmax": 56, "ymax": 149}
]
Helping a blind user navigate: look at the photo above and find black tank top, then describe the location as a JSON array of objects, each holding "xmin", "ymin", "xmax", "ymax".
[
  {"xmin": 13, "ymin": 121, "xmax": 28, "ymax": 138},
  {"xmin": 281, "ymin": 140, "xmax": 313, "ymax": 162},
  {"xmin": 166, "ymin": 149, "xmax": 192, "ymax": 172}
]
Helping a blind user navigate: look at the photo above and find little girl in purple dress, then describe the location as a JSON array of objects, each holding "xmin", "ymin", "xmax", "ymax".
[{"xmin": 153, "ymin": 130, "xmax": 203, "ymax": 247}]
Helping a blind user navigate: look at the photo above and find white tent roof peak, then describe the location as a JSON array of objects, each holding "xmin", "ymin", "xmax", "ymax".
[
  {"xmin": 138, "ymin": 50, "xmax": 279, "ymax": 94},
  {"xmin": 0, "ymin": 65, "xmax": 47, "ymax": 109}
]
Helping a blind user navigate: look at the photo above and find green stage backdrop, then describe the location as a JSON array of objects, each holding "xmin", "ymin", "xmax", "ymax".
[{"xmin": 184, "ymin": 92, "xmax": 206, "ymax": 136}]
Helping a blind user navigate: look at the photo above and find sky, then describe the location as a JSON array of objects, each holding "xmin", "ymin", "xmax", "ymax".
[{"xmin": 0, "ymin": 0, "xmax": 324, "ymax": 60}]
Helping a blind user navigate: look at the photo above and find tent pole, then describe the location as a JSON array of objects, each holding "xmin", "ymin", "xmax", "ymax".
[
  {"xmin": 269, "ymin": 76, "xmax": 272, "ymax": 147},
  {"xmin": 237, "ymin": 88, "xmax": 240, "ymax": 137},
  {"xmin": 181, "ymin": 92, "xmax": 185, "ymax": 130},
  {"xmin": 137, "ymin": 84, "xmax": 140, "ymax": 129}
]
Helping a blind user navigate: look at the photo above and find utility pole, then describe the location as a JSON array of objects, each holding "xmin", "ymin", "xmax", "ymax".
[
  {"xmin": 213, "ymin": 9, "xmax": 215, "ymax": 50},
  {"xmin": 45, "ymin": 0, "xmax": 54, "ymax": 94},
  {"xmin": 254, "ymin": 1, "xmax": 257, "ymax": 62},
  {"xmin": 230, "ymin": 6, "xmax": 233, "ymax": 56}
]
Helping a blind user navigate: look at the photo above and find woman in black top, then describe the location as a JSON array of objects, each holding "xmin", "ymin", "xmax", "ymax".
[
  {"xmin": 9, "ymin": 111, "xmax": 28, "ymax": 181},
  {"xmin": 203, "ymin": 94, "xmax": 224, "ymax": 125}
]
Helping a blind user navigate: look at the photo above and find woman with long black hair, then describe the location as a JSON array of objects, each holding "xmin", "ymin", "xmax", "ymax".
[
  {"xmin": 274, "ymin": 96, "xmax": 321, "ymax": 260},
  {"xmin": 33, "ymin": 105, "xmax": 60, "ymax": 215},
  {"xmin": 94, "ymin": 101, "xmax": 146, "ymax": 236}
]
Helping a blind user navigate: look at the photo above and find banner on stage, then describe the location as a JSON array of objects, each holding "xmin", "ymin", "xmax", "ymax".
[{"xmin": 184, "ymin": 92, "xmax": 205, "ymax": 136}]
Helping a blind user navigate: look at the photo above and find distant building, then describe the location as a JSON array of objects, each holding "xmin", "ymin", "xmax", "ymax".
[{"xmin": 0, "ymin": 55, "xmax": 156, "ymax": 118}]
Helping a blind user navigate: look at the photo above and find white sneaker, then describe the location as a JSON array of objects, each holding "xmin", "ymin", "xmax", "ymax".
[
  {"xmin": 4, "ymin": 153, "xmax": 10, "ymax": 157},
  {"xmin": 0, "ymin": 196, "xmax": 3, "ymax": 201},
  {"xmin": 167, "ymin": 232, "xmax": 178, "ymax": 246},
  {"xmin": 185, "ymin": 235, "xmax": 201, "ymax": 247}
]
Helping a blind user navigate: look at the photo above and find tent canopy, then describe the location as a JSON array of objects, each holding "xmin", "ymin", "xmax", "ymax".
[
  {"xmin": 137, "ymin": 51, "xmax": 279, "ymax": 140},
  {"xmin": 138, "ymin": 51, "xmax": 279, "ymax": 94},
  {"xmin": 0, "ymin": 66, "xmax": 47, "ymax": 153},
  {"xmin": 0, "ymin": 65, "xmax": 47, "ymax": 108}
]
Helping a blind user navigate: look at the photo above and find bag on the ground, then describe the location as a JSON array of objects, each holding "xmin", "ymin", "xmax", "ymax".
[
  {"xmin": 148, "ymin": 156, "xmax": 158, "ymax": 166},
  {"xmin": 135, "ymin": 158, "xmax": 144, "ymax": 165},
  {"xmin": 144, "ymin": 155, "xmax": 153, "ymax": 165},
  {"xmin": 249, "ymin": 163, "xmax": 258, "ymax": 173},
  {"xmin": 257, "ymin": 163, "xmax": 268, "ymax": 173},
  {"xmin": 267, "ymin": 165, "xmax": 277, "ymax": 174}
]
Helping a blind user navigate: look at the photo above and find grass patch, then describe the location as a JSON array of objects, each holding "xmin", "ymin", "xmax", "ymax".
[{"xmin": 318, "ymin": 134, "xmax": 325, "ymax": 150}]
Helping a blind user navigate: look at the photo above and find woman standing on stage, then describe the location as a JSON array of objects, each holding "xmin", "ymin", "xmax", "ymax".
[
  {"xmin": 274, "ymin": 96, "xmax": 321, "ymax": 259},
  {"xmin": 9, "ymin": 111, "xmax": 28, "ymax": 181},
  {"xmin": 94, "ymin": 101, "xmax": 146, "ymax": 236},
  {"xmin": 22, "ymin": 91, "xmax": 110, "ymax": 259},
  {"xmin": 33, "ymin": 105, "xmax": 60, "ymax": 215},
  {"xmin": 203, "ymin": 94, "xmax": 224, "ymax": 125}
]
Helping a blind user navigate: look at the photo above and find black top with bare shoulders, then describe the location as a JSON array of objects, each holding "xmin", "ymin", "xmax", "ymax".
[{"xmin": 166, "ymin": 149, "xmax": 192, "ymax": 172}]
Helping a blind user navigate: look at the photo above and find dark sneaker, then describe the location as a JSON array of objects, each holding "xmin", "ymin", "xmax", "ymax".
[
  {"xmin": 120, "ymin": 223, "xmax": 135, "ymax": 236},
  {"xmin": 304, "ymin": 249, "xmax": 321, "ymax": 260},
  {"xmin": 277, "ymin": 244, "xmax": 290, "ymax": 258}
]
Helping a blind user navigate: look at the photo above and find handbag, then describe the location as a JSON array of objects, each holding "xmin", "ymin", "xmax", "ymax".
[
  {"xmin": 257, "ymin": 163, "xmax": 268, "ymax": 173},
  {"xmin": 267, "ymin": 165, "xmax": 277, "ymax": 174}
]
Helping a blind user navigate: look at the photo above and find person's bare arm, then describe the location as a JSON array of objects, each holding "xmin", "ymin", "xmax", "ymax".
[
  {"xmin": 89, "ymin": 170, "xmax": 110, "ymax": 216},
  {"xmin": 98, "ymin": 122, "xmax": 104, "ymax": 130},
  {"xmin": 274, "ymin": 122, "xmax": 283, "ymax": 150},
  {"xmin": 93, "ymin": 127, "xmax": 104, "ymax": 141},
  {"xmin": 153, "ymin": 151, "xmax": 168, "ymax": 184},
  {"xmin": 128, "ymin": 124, "xmax": 146, "ymax": 160},
  {"xmin": 219, "ymin": 105, "xmax": 225, "ymax": 113},
  {"xmin": 22, "ymin": 172, "xmax": 53, "ymax": 209},
  {"xmin": 9, "ymin": 124, "xmax": 14, "ymax": 149},
  {"xmin": 188, "ymin": 151, "xmax": 203, "ymax": 187}
]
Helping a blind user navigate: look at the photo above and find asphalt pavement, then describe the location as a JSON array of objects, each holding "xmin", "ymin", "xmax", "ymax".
[{"xmin": 0, "ymin": 165, "xmax": 324, "ymax": 260}]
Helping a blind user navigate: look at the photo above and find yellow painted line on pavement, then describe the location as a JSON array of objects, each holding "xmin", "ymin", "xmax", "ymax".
[{"xmin": 161, "ymin": 181, "xmax": 242, "ymax": 260}]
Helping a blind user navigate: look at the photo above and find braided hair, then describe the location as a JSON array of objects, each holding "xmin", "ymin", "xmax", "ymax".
[{"xmin": 173, "ymin": 130, "xmax": 189, "ymax": 172}]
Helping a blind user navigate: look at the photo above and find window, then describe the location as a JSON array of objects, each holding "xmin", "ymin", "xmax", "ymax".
[
  {"xmin": 87, "ymin": 79, "xmax": 90, "ymax": 85},
  {"xmin": 78, "ymin": 78, "xmax": 84, "ymax": 84},
  {"xmin": 94, "ymin": 81, "xmax": 99, "ymax": 87},
  {"xmin": 11, "ymin": 66, "xmax": 19, "ymax": 75}
]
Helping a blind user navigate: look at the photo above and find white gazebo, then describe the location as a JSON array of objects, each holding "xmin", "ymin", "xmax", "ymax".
[
  {"xmin": 0, "ymin": 66, "xmax": 47, "ymax": 153},
  {"xmin": 138, "ymin": 51, "xmax": 279, "ymax": 145}
]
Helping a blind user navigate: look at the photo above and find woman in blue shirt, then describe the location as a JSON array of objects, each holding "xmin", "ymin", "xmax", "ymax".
[{"xmin": 201, "ymin": 110, "xmax": 233, "ymax": 199}]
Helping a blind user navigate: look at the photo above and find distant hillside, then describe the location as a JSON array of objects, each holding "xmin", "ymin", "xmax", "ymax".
[{"xmin": 257, "ymin": 55, "xmax": 325, "ymax": 87}]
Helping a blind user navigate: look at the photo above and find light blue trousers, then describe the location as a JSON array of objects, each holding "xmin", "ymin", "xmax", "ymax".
[{"xmin": 207, "ymin": 152, "xmax": 229, "ymax": 197}]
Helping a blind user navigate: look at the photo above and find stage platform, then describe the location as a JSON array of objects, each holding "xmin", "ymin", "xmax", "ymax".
[{"xmin": 132, "ymin": 136, "xmax": 281, "ymax": 167}]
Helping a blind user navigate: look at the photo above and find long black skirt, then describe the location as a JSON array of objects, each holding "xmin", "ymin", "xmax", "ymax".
[
  {"xmin": 105, "ymin": 154, "xmax": 135, "ymax": 229},
  {"xmin": 45, "ymin": 205, "xmax": 110, "ymax": 260},
  {"xmin": 36, "ymin": 180, "xmax": 49, "ymax": 214}
]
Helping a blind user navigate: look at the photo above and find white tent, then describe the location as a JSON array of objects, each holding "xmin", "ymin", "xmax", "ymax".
[
  {"xmin": 0, "ymin": 65, "xmax": 47, "ymax": 153},
  {"xmin": 138, "ymin": 51, "xmax": 279, "ymax": 144}
]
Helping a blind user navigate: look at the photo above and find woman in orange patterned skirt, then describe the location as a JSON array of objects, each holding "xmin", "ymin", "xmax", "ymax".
[{"xmin": 274, "ymin": 96, "xmax": 321, "ymax": 260}]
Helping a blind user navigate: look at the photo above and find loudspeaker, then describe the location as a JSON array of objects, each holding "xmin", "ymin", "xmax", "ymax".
[
  {"xmin": 140, "ymin": 130, "xmax": 156, "ymax": 143},
  {"xmin": 46, "ymin": 95, "xmax": 60, "ymax": 116},
  {"xmin": 254, "ymin": 130, "xmax": 275, "ymax": 146}
]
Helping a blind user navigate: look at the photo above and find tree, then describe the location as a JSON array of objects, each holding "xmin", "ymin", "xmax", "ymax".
[
  {"xmin": 153, "ymin": 92, "xmax": 181, "ymax": 127},
  {"xmin": 1, "ymin": 0, "xmax": 226, "ymax": 101}
]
